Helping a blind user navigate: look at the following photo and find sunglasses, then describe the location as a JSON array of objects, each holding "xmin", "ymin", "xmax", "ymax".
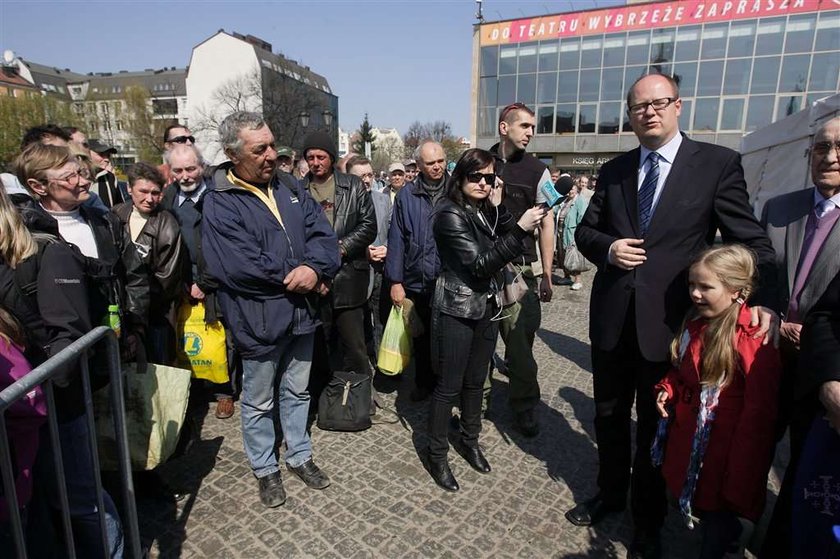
[
  {"xmin": 168, "ymin": 135, "xmax": 195, "ymax": 144},
  {"xmin": 467, "ymin": 172, "xmax": 496, "ymax": 185}
]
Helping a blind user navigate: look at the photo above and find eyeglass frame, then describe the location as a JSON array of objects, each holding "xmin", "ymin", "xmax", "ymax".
[
  {"xmin": 46, "ymin": 166, "xmax": 90, "ymax": 188},
  {"xmin": 812, "ymin": 140, "xmax": 840, "ymax": 157},
  {"xmin": 627, "ymin": 97, "xmax": 679, "ymax": 116},
  {"xmin": 466, "ymin": 172, "xmax": 497, "ymax": 185},
  {"xmin": 167, "ymin": 135, "xmax": 195, "ymax": 144}
]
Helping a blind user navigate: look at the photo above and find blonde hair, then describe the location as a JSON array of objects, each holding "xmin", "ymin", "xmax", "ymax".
[
  {"xmin": 13, "ymin": 143, "xmax": 73, "ymax": 201},
  {"xmin": 0, "ymin": 183, "xmax": 37, "ymax": 269},
  {"xmin": 0, "ymin": 306, "xmax": 25, "ymax": 348},
  {"xmin": 670, "ymin": 244, "xmax": 756, "ymax": 388}
]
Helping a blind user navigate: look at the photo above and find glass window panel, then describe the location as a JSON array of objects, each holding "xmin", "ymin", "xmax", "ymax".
[
  {"xmin": 602, "ymin": 35, "xmax": 626, "ymax": 67},
  {"xmin": 728, "ymin": 21, "xmax": 755, "ymax": 58},
  {"xmin": 498, "ymin": 75, "xmax": 516, "ymax": 106},
  {"xmin": 579, "ymin": 104, "xmax": 597, "ymax": 133},
  {"xmin": 701, "ymin": 24, "xmax": 728, "ymax": 59},
  {"xmin": 517, "ymin": 73, "xmax": 537, "ymax": 105},
  {"xmin": 809, "ymin": 52, "xmax": 840, "ymax": 91},
  {"xmin": 537, "ymin": 72, "xmax": 557, "ymax": 104},
  {"xmin": 723, "ymin": 59, "xmax": 751, "ymax": 95},
  {"xmin": 672, "ymin": 62, "xmax": 697, "ymax": 97},
  {"xmin": 623, "ymin": 65, "xmax": 647, "ymax": 97},
  {"xmin": 746, "ymin": 95, "xmax": 775, "ymax": 131},
  {"xmin": 785, "ymin": 15, "xmax": 816, "ymax": 54},
  {"xmin": 651, "ymin": 29, "xmax": 674, "ymax": 64},
  {"xmin": 557, "ymin": 70, "xmax": 579, "ymax": 103},
  {"xmin": 555, "ymin": 104, "xmax": 576, "ymax": 134},
  {"xmin": 518, "ymin": 42, "xmax": 538, "ymax": 73},
  {"xmin": 480, "ymin": 46, "xmax": 498, "ymax": 77},
  {"xmin": 720, "ymin": 98, "xmax": 745, "ymax": 130},
  {"xmin": 697, "ymin": 60, "xmax": 724, "ymax": 97},
  {"xmin": 581, "ymin": 37, "xmax": 603, "ymax": 68},
  {"xmin": 649, "ymin": 63, "xmax": 671, "ymax": 76},
  {"xmin": 601, "ymin": 68, "xmax": 624, "ymax": 101},
  {"xmin": 559, "ymin": 38, "xmax": 580, "ymax": 70},
  {"xmin": 693, "ymin": 98, "xmax": 719, "ymax": 131},
  {"xmin": 756, "ymin": 18, "xmax": 784, "ymax": 56},
  {"xmin": 536, "ymin": 105, "xmax": 554, "ymax": 134},
  {"xmin": 806, "ymin": 92, "xmax": 833, "ymax": 105},
  {"xmin": 479, "ymin": 108, "xmax": 496, "ymax": 136},
  {"xmin": 623, "ymin": 102, "xmax": 633, "ymax": 132},
  {"xmin": 538, "ymin": 41, "xmax": 559, "ymax": 72},
  {"xmin": 626, "ymin": 31, "xmax": 650, "ymax": 64},
  {"xmin": 678, "ymin": 99, "xmax": 692, "ymax": 131},
  {"xmin": 674, "ymin": 26, "xmax": 701, "ymax": 61},
  {"xmin": 480, "ymin": 77, "xmax": 497, "ymax": 107},
  {"xmin": 816, "ymin": 11, "xmax": 840, "ymax": 50},
  {"xmin": 778, "ymin": 55, "xmax": 809, "ymax": 93},
  {"xmin": 598, "ymin": 102, "xmax": 621, "ymax": 134},
  {"xmin": 579, "ymin": 69, "xmax": 600, "ymax": 102},
  {"xmin": 499, "ymin": 45, "xmax": 517, "ymax": 75},
  {"xmin": 776, "ymin": 95, "xmax": 804, "ymax": 120},
  {"xmin": 751, "ymin": 56, "xmax": 780, "ymax": 94}
]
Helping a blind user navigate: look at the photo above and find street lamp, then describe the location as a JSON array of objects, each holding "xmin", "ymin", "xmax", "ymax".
[
  {"xmin": 298, "ymin": 111, "xmax": 310, "ymax": 128},
  {"xmin": 322, "ymin": 109, "xmax": 333, "ymax": 128}
]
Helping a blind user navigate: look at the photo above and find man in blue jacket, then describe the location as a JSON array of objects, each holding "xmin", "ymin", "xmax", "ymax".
[{"xmin": 201, "ymin": 112, "xmax": 340, "ymax": 508}]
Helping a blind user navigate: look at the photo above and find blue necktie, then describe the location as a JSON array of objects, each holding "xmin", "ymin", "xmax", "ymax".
[{"xmin": 638, "ymin": 152, "xmax": 660, "ymax": 236}]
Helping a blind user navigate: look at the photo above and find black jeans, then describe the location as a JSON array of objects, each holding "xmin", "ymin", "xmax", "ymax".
[
  {"xmin": 591, "ymin": 303, "xmax": 669, "ymax": 533},
  {"xmin": 364, "ymin": 272, "xmax": 391, "ymax": 363},
  {"xmin": 427, "ymin": 306, "xmax": 498, "ymax": 462},
  {"xmin": 406, "ymin": 289, "xmax": 435, "ymax": 391}
]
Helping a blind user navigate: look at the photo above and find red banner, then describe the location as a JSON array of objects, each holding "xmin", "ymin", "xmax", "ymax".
[{"xmin": 479, "ymin": 0, "xmax": 835, "ymax": 46}]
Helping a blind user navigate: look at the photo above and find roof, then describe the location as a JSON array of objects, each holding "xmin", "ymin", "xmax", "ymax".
[
  {"xmin": 18, "ymin": 58, "xmax": 87, "ymax": 96},
  {"xmin": 0, "ymin": 66, "xmax": 38, "ymax": 90},
  {"xmin": 80, "ymin": 68, "xmax": 187, "ymax": 100}
]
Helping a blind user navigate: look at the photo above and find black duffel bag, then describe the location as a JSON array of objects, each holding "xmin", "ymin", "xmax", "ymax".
[{"xmin": 317, "ymin": 370, "xmax": 372, "ymax": 432}]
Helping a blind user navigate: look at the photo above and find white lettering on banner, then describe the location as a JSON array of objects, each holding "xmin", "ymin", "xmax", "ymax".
[
  {"xmin": 676, "ymin": 5, "xmax": 686, "ymax": 19},
  {"xmin": 627, "ymin": 12, "xmax": 637, "ymax": 26},
  {"xmin": 694, "ymin": 4, "xmax": 705, "ymax": 18},
  {"xmin": 651, "ymin": 9, "xmax": 660, "ymax": 23},
  {"xmin": 571, "ymin": 156, "xmax": 612, "ymax": 166},
  {"xmin": 737, "ymin": 0, "xmax": 747, "ymax": 14},
  {"xmin": 663, "ymin": 6, "xmax": 673, "ymax": 21},
  {"xmin": 722, "ymin": 1, "xmax": 733, "ymax": 15},
  {"xmin": 640, "ymin": 10, "xmax": 649, "ymax": 24},
  {"xmin": 614, "ymin": 13, "xmax": 624, "ymax": 27},
  {"xmin": 589, "ymin": 16, "xmax": 601, "ymax": 29}
]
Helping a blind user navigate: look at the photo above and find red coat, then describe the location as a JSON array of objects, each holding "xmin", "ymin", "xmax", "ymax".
[{"xmin": 656, "ymin": 305, "xmax": 781, "ymax": 521}]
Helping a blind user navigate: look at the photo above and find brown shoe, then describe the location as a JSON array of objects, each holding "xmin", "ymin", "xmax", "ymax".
[{"xmin": 215, "ymin": 397, "xmax": 234, "ymax": 419}]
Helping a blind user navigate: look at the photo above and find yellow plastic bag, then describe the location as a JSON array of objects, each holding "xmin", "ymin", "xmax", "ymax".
[
  {"xmin": 377, "ymin": 305, "xmax": 412, "ymax": 375},
  {"xmin": 95, "ymin": 362, "xmax": 191, "ymax": 470},
  {"xmin": 176, "ymin": 301, "xmax": 229, "ymax": 384}
]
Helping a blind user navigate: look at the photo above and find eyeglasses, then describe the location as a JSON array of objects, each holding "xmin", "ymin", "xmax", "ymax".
[
  {"xmin": 499, "ymin": 102, "xmax": 528, "ymax": 124},
  {"xmin": 49, "ymin": 168, "xmax": 88, "ymax": 187},
  {"xmin": 167, "ymin": 135, "xmax": 195, "ymax": 144},
  {"xmin": 813, "ymin": 140, "xmax": 840, "ymax": 156},
  {"xmin": 628, "ymin": 97, "xmax": 678, "ymax": 115},
  {"xmin": 467, "ymin": 172, "xmax": 496, "ymax": 185}
]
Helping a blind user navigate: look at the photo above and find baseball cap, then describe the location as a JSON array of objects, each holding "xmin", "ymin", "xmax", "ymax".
[
  {"xmin": 88, "ymin": 139, "xmax": 117, "ymax": 155},
  {"xmin": 388, "ymin": 162, "xmax": 406, "ymax": 174},
  {"xmin": 277, "ymin": 146, "xmax": 294, "ymax": 159}
]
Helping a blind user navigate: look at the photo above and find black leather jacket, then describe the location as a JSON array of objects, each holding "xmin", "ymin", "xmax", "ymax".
[
  {"xmin": 112, "ymin": 202, "xmax": 184, "ymax": 319},
  {"xmin": 304, "ymin": 170, "xmax": 376, "ymax": 309},
  {"xmin": 432, "ymin": 198, "xmax": 528, "ymax": 320}
]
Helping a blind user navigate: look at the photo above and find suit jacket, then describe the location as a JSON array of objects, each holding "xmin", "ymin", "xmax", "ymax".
[
  {"xmin": 798, "ymin": 269, "xmax": 840, "ymax": 402},
  {"xmin": 761, "ymin": 187, "xmax": 840, "ymax": 320},
  {"xmin": 575, "ymin": 134, "xmax": 777, "ymax": 362}
]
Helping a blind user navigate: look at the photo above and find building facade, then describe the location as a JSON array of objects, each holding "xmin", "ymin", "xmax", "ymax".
[{"xmin": 472, "ymin": 0, "xmax": 840, "ymax": 173}]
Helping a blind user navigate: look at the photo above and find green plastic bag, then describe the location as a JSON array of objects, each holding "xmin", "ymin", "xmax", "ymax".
[{"xmin": 377, "ymin": 306, "xmax": 412, "ymax": 375}]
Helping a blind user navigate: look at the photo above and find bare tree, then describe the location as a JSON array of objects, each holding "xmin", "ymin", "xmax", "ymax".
[{"xmin": 403, "ymin": 120, "xmax": 465, "ymax": 162}]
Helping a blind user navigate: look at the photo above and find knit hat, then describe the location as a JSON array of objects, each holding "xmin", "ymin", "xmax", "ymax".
[{"xmin": 302, "ymin": 131, "xmax": 337, "ymax": 163}]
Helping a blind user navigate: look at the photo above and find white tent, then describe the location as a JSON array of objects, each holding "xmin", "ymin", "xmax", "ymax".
[{"xmin": 741, "ymin": 93, "xmax": 840, "ymax": 218}]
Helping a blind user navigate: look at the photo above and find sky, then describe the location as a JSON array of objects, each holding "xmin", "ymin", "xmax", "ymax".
[{"xmin": 0, "ymin": 0, "xmax": 623, "ymax": 139}]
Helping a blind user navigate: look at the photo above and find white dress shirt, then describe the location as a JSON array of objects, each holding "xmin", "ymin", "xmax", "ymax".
[{"xmin": 638, "ymin": 132, "xmax": 683, "ymax": 216}]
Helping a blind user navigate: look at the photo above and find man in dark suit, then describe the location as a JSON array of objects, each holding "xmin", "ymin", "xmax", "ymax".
[
  {"xmin": 760, "ymin": 116, "xmax": 840, "ymax": 558},
  {"xmin": 569, "ymin": 73, "xmax": 778, "ymax": 559}
]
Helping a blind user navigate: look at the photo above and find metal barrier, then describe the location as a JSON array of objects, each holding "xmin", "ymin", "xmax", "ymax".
[{"xmin": 0, "ymin": 326, "xmax": 142, "ymax": 558}]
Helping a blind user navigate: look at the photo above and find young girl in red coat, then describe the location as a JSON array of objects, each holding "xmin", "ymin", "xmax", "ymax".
[{"xmin": 651, "ymin": 244, "xmax": 782, "ymax": 558}]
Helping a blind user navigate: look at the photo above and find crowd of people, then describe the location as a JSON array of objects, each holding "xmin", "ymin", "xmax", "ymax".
[{"xmin": 0, "ymin": 70, "xmax": 838, "ymax": 559}]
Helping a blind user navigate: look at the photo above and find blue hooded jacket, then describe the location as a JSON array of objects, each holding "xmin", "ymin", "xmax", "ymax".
[{"xmin": 201, "ymin": 163, "xmax": 340, "ymax": 358}]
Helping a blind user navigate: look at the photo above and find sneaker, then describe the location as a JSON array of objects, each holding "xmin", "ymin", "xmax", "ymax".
[
  {"xmin": 555, "ymin": 277, "xmax": 574, "ymax": 286},
  {"xmin": 570, "ymin": 282, "xmax": 583, "ymax": 291},
  {"xmin": 513, "ymin": 409, "xmax": 540, "ymax": 438},
  {"xmin": 257, "ymin": 471, "xmax": 286, "ymax": 508},
  {"xmin": 287, "ymin": 459, "xmax": 331, "ymax": 490}
]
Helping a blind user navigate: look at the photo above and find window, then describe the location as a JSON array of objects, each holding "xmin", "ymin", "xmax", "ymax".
[
  {"xmin": 720, "ymin": 99, "xmax": 745, "ymax": 130},
  {"xmin": 728, "ymin": 21, "xmax": 755, "ymax": 58},
  {"xmin": 751, "ymin": 56, "xmax": 781, "ymax": 94},
  {"xmin": 776, "ymin": 95, "xmax": 804, "ymax": 120},
  {"xmin": 579, "ymin": 69, "xmax": 600, "ymax": 102},
  {"xmin": 626, "ymin": 31, "xmax": 650, "ymax": 65},
  {"xmin": 481, "ymin": 46, "xmax": 498, "ymax": 76},
  {"xmin": 723, "ymin": 59, "xmax": 751, "ymax": 95},
  {"xmin": 479, "ymin": 107, "xmax": 496, "ymax": 136},
  {"xmin": 537, "ymin": 72, "xmax": 557, "ymax": 104},
  {"xmin": 116, "ymin": 120, "xmax": 124, "ymax": 131},
  {"xmin": 785, "ymin": 15, "xmax": 816, "ymax": 54},
  {"xmin": 678, "ymin": 99, "xmax": 692, "ymax": 131},
  {"xmin": 479, "ymin": 77, "xmax": 497, "ymax": 107},
  {"xmin": 700, "ymin": 24, "xmax": 728, "ymax": 59},
  {"xmin": 756, "ymin": 18, "xmax": 784, "ymax": 56},
  {"xmin": 518, "ymin": 43, "xmax": 538, "ymax": 73},
  {"xmin": 600, "ymin": 67, "xmax": 624, "ymax": 101},
  {"xmin": 498, "ymin": 75, "xmax": 516, "ymax": 106},
  {"xmin": 778, "ymin": 55, "xmax": 809, "ymax": 93},
  {"xmin": 536, "ymin": 105, "xmax": 554, "ymax": 134},
  {"xmin": 815, "ymin": 11, "xmax": 840, "ymax": 50},
  {"xmin": 598, "ymin": 102, "xmax": 621, "ymax": 134},
  {"xmin": 602, "ymin": 35, "xmax": 626, "ymax": 67},
  {"xmin": 538, "ymin": 41, "xmax": 559, "ymax": 72},
  {"xmin": 693, "ymin": 98, "xmax": 719, "ymax": 131},
  {"xmin": 746, "ymin": 95, "xmax": 775, "ymax": 131},
  {"xmin": 152, "ymin": 98, "xmax": 178, "ymax": 115},
  {"xmin": 650, "ymin": 29, "xmax": 674, "ymax": 64},
  {"xmin": 559, "ymin": 38, "xmax": 580, "ymax": 70},
  {"xmin": 555, "ymin": 104, "xmax": 576, "ymax": 133},
  {"xmin": 672, "ymin": 62, "xmax": 697, "ymax": 97},
  {"xmin": 674, "ymin": 26, "xmax": 701, "ymax": 61},
  {"xmin": 557, "ymin": 70, "xmax": 578, "ymax": 103},
  {"xmin": 697, "ymin": 60, "xmax": 724, "ymax": 97},
  {"xmin": 499, "ymin": 45, "xmax": 517, "ymax": 74},
  {"xmin": 517, "ymin": 73, "xmax": 537, "ymax": 105},
  {"xmin": 580, "ymin": 37, "xmax": 603, "ymax": 68},
  {"xmin": 809, "ymin": 52, "xmax": 840, "ymax": 91},
  {"xmin": 623, "ymin": 66, "xmax": 647, "ymax": 96},
  {"xmin": 578, "ymin": 104, "xmax": 597, "ymax": 133}
]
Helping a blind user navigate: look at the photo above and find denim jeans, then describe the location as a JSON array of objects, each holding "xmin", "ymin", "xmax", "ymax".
[
  {"xmin": 39, "ymin": 415, "xmax": 124, "ymax": 558},
  {"xmin": 240, "ymin": 333, "xmax": 314, "ymax": 477}
]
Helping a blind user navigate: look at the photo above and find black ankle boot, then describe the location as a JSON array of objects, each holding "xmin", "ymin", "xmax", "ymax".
[
  {"xmin": 428, "ymin": 457, "xmax": 459, "ymax": 492},
  {"xmin": 453, "ymin": 438, "xmax": 491, "ymax": 473}
]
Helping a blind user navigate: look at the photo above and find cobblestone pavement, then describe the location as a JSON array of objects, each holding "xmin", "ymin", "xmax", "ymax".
[{"xmin": 142, "ymin": 271, "xmax": 787, "ymax": 558}]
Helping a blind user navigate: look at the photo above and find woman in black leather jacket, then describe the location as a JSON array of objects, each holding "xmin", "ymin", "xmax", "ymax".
[{"xmin": 426, "ymin": 148, "xmax": 546, "ymax": 491}]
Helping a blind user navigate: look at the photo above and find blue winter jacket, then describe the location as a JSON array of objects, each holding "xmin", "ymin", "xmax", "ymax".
[
  {"xmin": 201, "ymin": 163, "xmax": 340, "ymax": 358},
  {"xmin": 383, "ymin": 182, "xmax": 441, "ymax": 293}
]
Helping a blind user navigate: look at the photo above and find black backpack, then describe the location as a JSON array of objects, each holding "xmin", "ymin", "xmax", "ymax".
[{"xmin": 317, "ymin": 370, "xmax": 372, "ymax": 432}]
